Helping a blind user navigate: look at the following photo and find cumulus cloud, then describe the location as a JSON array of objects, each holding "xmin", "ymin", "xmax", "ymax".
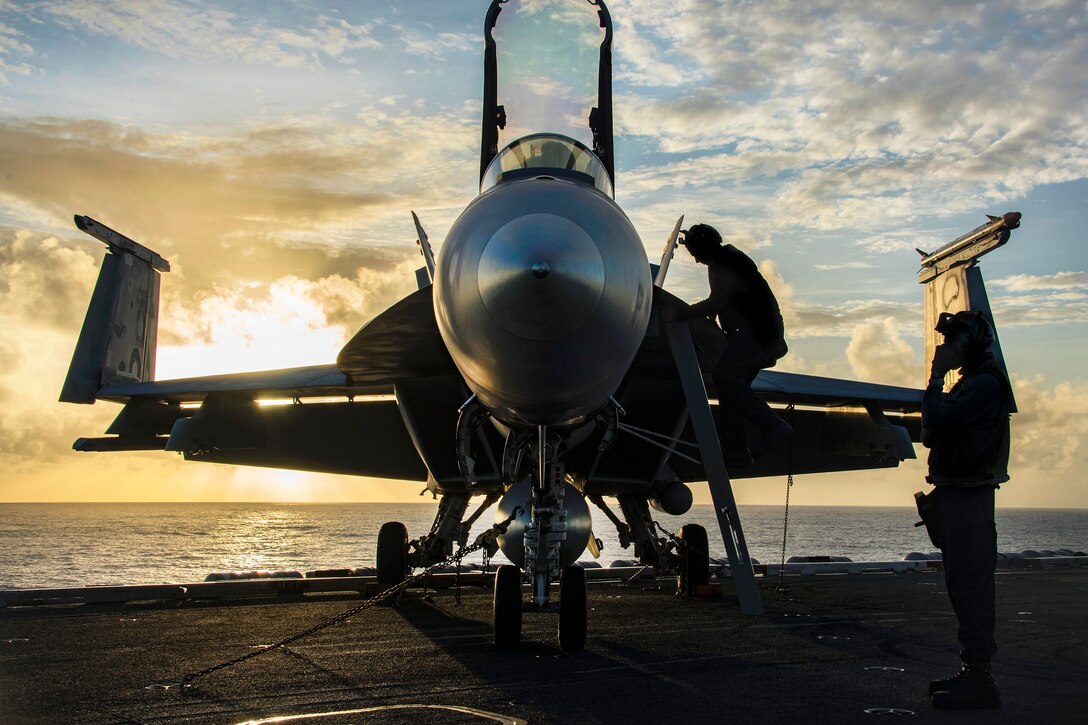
[
  {"xmin": 845, "ymin": 317, "xmax": 922, "ymax": 385},
  {"xmin": 158, "ymin": 262, "xmax": 418, "ymax": 377},
  {"xmin": 0, "ymin": 229, "xmax": 115, "ymax": 464},
  {"xmin": 1009, "ymin": 375, "xmax": 1088, "ymax": 477},
  {"xmin": 0, "ymin": 228, "xmax": 98, "ymax": 329}
]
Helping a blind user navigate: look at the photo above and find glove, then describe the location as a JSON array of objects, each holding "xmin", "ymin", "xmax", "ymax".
[{"xmin": 930, "ymin": 343, "xmax": 960, "ymax": 380}]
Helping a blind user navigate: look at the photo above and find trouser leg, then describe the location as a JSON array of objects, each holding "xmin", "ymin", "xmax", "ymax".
[
  {"xmin": 712, "ymin": 366, "xmax": 755, "ymax": 455},
  {"xmin": 937, "ymin": 486, "xmax": 998, "ymax": 664},
  {"xmin": 712, "ymin": 328, "xmax": 781, "ymax": 452}
]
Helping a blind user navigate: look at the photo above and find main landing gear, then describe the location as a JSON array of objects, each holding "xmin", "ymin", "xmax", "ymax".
[
  {"xmin": 376, "ymin": 521, "xmax": 410, "ymax": 585},
  {"xmin": 375, "ymin": 490, "xmax": 501, "ymax": 585}
]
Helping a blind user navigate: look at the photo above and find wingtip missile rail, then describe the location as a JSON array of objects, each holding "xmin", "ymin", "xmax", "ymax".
[
  {"xmin": 917, "ymin": 211, "xmax": 1020, "ymax": 283},
  {"xmin": 74, "ymin": 215, "xmax": 171, "ymax": 273}
]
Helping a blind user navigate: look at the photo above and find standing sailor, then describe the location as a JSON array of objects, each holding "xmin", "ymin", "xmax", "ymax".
[{"xmin": 919, "ymin": 310, "xmax": 1013, "ymax": 709}]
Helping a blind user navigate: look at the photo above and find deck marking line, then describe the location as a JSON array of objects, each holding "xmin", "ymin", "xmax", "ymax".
[{"xmin": 235, "ymin": 703, "xmax": 526, "ymax": 725}]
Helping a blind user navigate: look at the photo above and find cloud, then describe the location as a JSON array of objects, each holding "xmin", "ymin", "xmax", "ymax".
[
  {"xmin": 158, "ymin": 263, "xmax": 418, "ymax": 377},
  {"xmin": 814, "ymin": 262, "xmax": 877, "ymax": 271},
  {"xmin": 611, "ymin": 0, "xmax": 1088, "ymax": 233},
  {"xmin": 394, "ymin": 28, "xmax": 474, "ymax": 59},
  {"xmin": 845, "ymin": 317, "xmax": 922, "ymax": 385},
  {"xmin": 0, "ymin": 228, "xmax": 98, "ymax": 329},
  {"xmin": 27, "ymin": 0, "xmax": 381, "ymax": 69},
  {"xmin": 989, "ymin": 290, "xmax": 1088, "ymax": 327},
  {"xmin": 1009, "ymin": 375, "xmax": 1088, "ymax": 477},
  {"xmin": 0, "ymin": 16, "xmax": 35, "ymax": 84},
  {"xmin": 0, "ymin": 111, "xmax": 477, "ymax": 288},
  {"xmin": 613, "ymin": 13, "xmax": 702, "ymax": 88},
  {"xmin": 991, "ymin": 271, "xmax": 1088, "ymax": 292},
  {"xmin": 789, "ymin": 298, "xmax": 923, "ymax": 339},
  {"xmin": 0, "ymin": 223, "xmax": 420, "ymax": 466},
  {"xmin": 0, "ymin": 230, "xmax": 116, "ymax": 464}
]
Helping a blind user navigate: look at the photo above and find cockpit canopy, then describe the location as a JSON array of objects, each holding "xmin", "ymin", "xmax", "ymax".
[{"xmin": 480, "ymin": 133, "xmax": 613, "ymax": 197}]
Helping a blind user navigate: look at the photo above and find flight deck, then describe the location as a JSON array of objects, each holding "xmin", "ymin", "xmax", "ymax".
[{"xmin": 2, "ymin": 566, "xmax": 1085, "ymax": 724}]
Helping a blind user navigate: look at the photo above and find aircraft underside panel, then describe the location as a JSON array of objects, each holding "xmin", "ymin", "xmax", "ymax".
[
  {"xmin": 78, "ymin": 398, "xmax": 428, "ymax": 481},
  {"xmin": 177, "ymin": 400, "xmax": 427, "ymax": 480},
  {"xmin": 572, "ymin": 372, "xmax": 920, "ymax": 496}
]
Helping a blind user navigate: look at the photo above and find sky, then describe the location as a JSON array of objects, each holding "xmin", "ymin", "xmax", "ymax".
[{"xmin": 0, "ymin": 0, "xmax": 1085, "ymax": 507}]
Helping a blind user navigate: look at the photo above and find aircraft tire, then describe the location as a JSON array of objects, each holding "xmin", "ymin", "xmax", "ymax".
[
  {"xmin": 678, "ymin": 523, "xmax": 709, "ymax": 596},
  {"xmin": 376, "ymin": 521, "xmax": 410, "ymax": 585},
  {"xmin": 558, "ymin": 565, "xmax": 588, "ymax": 651},
  {"xmin": 493, "ymin": 564, "xmax": 522, "ymax": 651}
]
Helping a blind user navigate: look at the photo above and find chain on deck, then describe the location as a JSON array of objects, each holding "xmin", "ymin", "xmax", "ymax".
[{"xmin": 171, "ymin": 510, "xmax": 520, "ymax": 692}]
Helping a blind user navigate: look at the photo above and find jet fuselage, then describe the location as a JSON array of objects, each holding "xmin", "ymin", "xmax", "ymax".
[{"xmin": 433, "ymin": 147, "xmax": 651, "ymax": 428}]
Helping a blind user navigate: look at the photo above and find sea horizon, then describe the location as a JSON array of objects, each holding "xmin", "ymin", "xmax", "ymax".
[
  {"xmin": 5, "ymin": 501, "xmax": 1086, "ymax": 510},
  {"xmin": 3, "ymin": 502, "xmax": 1085, "ymax": 590}
]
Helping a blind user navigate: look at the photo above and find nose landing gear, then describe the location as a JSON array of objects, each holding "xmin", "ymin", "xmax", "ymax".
[{"xmin": 489, "ymin": 424, "xmax": 590, "ymax": 652}]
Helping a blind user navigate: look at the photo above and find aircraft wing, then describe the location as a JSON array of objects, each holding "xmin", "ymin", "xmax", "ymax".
[
  {"xmin": 571, "ymin": 287, "xmax": 923, "ymax": 491},
  {"xmin": 91, "ymin": 285, "xmax": 454, "ymax": 405},
  {"xmin": 93, "ymin": 364, "xmax": 367, "ymax": 405},
  {"xmin": 73, "ymin": 286, "xmax": 460, "ymax": 483},
  {"xmin": 753, "ymin": 369, "xmax": 921, "ymax": 412},
  {"xmin": 337, "ymin": 285, "xmax": 456, "ymax": 383}
]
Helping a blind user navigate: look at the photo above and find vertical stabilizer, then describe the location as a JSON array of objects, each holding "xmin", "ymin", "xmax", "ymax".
[
  {"xmin": 60, "ymin": 216, "xmax": 170, "ymax": 404},
  {"xmin": 918, "ymin": 212, "xmax": 1018, "ymax": 409}
]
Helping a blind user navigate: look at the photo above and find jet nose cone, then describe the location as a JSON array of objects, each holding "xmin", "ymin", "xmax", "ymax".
[{"xmin": 478, "ymin": 213, "xmax": 605, "ymax": 341}]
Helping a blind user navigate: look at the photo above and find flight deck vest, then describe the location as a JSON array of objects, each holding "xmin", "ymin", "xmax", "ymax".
[{"xmin": 925, "ymin": 359, "xmax": 1012, "ymax": 486}]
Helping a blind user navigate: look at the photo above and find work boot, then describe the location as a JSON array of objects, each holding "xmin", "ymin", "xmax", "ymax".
[
  {"xmin": 751, "ymin": 419, "xmax": 793, "ymax": 459},
  {"xmin": 931, "ymin": 664, "xmax": 1001, "ymax": 709},
  {"xmin": 928, "ymin": 663, "xmax": 968, "ymax": 695}
]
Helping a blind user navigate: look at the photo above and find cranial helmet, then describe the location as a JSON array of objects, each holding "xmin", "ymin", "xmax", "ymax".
[
  {"xmin": 681, "ymin": 223, "xmax": 723, "ymax": 254},
  {"xmin": 935, "ymin": 310, "xmax": 995, "ymax": 353}
]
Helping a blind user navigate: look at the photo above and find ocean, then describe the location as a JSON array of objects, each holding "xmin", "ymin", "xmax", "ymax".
[{"xmin": 1, "ymin": 503, "xmax": 1086, "ymax": 590}]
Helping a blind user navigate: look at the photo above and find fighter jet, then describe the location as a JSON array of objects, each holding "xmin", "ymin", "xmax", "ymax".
[{"xmin": 59, "ymin": 0, "xmax": 1019, "ymax": 650}]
